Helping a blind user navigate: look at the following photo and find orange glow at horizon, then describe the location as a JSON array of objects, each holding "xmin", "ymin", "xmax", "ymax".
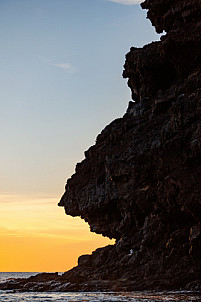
[{"xmin": 0, "ymin": 194, "xmax": 114, "ymax": 272}]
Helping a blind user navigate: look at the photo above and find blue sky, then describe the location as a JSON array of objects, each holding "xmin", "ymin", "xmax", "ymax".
[{"xmin": 0, "ymin": 0, "xmax": 159, "ymax": 197}]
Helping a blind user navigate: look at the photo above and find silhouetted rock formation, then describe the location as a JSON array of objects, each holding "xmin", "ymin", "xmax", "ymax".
[
  {"xmin": 123, "ymin": 0, "xmax": 201, "ymax": 102},
  {"xmin": 58, "ymin": 0, "xmax": 201, "ymax": 291},
  {"xmin": 1, "ymin": 0, "xmax": 201, "ymax": 293}
]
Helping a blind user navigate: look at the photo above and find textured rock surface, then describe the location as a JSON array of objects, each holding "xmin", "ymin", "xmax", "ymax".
[
  {"xmin": 1, "ymin": 0, "xmax": 201, "ymax": 292},
  {"xmin": 123, "ymin": 0, "xmax": 201, "ymax": 102},
  {"xmin": 141, "ymin": 0, "xmax": 201, "ymax": 33},
  {"xmin": 58, "ymin": 0, "xmax": 201, "ymax": 291}
]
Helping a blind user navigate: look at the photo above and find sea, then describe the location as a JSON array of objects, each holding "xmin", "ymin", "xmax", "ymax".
[{"xmin": 0, "ymin": 272, "xmax": 200, "ymax": 302}]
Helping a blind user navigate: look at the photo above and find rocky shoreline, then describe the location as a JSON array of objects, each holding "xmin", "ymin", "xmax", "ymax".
[
  {"xmin": 1, "ymin": 0, "xmax": 201, "ymax": 293},
  {"xmin": 0, "ymin": 271, "xmax": 200, "ymax": 292}
]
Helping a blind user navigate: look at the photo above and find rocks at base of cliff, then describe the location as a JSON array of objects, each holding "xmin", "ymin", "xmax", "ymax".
[
  {"xmin": 0, "ymin": 273, "xmax": 60, "ymax": 292},
  {"xmin": 0, "ymin": 269, "xmax": 201, "ymax": 293}
]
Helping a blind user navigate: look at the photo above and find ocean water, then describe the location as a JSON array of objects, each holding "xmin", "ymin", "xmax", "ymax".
[{"xmin": 0, "ymin": 272, "xmax": 200, "ymax": 302}]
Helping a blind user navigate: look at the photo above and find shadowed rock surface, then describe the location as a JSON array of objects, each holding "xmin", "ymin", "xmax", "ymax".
[{"xmin": 1, "ymin": 0, "xmax": 201, "ymax": 293}]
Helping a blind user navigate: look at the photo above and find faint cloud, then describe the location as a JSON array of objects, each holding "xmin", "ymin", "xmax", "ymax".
[
  {"xmin": 52, "ymin": 63, "xmax": 71, "ymax": 69},
  {"xmin": 106, "ymin": 0, "xmax": 142, "ymax": 5},
  {"xmin": 52, "ymin": 63, "xmax": 75, "ymax": 72},
  {"xmin": 35, "ymin": 55, "xmax": 76, "ymax": 72}
]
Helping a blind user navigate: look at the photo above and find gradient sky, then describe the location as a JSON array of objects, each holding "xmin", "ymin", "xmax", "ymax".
[{"xmin": 0, "ymin": 0, "xmax": 160, "ymax": 272}]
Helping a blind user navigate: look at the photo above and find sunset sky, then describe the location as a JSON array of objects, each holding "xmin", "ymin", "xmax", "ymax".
[{"xmin": 0, "ymin": 0, "xmax": 160, "ymax": 272}]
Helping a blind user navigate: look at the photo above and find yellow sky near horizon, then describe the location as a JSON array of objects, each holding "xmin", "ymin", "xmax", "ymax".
[{"xmin": 0, "ymin": 194, "xmax": 114, "ymax": 272}]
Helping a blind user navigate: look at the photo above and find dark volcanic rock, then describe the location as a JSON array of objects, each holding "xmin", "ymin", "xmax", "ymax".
[
  {"xmin": 1, "ymin": 0, "xmax": 201, "ymax": 293},
  {"xmin": 141, "ymin": 0, "xmax": 201, "ymax": 34},
  {"xmin": 57, "ymin": 83, "xmax": 201, "ymax": 291},
  {"xmin": 57, "ymin": 0, "xmax": 201, "ymax": 291},
  {"xmin": 123, "ymin": 0, "xmax": 201, "ymax": 102}
]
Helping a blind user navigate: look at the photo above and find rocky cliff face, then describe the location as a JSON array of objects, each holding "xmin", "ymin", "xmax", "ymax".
[
  {"xmin": 58, "ymin": 0, "xmax": 201, "ymax": 291},
  {"xmin": 1, "ymin": 0, "xmax": 200, "ymax": 293}
]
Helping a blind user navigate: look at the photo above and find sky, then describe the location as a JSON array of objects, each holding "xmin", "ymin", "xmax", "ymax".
[{"xmin": 0, "ymin": 0, "xmax": 160, "ymax": 272}]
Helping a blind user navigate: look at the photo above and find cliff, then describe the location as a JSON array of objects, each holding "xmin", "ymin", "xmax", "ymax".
[
  {"xmin": 58, "ymin": 0, "xmax": 201, "ymax": 291},
  {"xmin": 1, "ymin": 0, "xmax": 201, "ymax": 292}
]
